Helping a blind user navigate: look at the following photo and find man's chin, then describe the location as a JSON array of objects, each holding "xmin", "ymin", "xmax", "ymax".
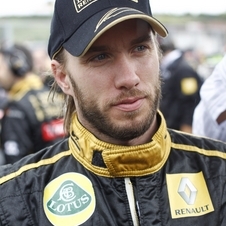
[{"xmin": 107, "ymin": 120, "xmax": 150, "ymax": 140}]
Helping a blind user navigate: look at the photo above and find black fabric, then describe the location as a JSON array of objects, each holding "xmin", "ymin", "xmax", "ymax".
[{"xmin": 92, "ymin": 150, "xmax": 107, "ymax": 168}]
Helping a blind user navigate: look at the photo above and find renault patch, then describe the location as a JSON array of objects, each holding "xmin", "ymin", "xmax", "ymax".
[
  {"xmin": 43, "ymin": 172, "xmax": 96, "ymax": 225},
  {"xmin": 166, "ymin": 171, "xmax": 214, "ymax": 219}
]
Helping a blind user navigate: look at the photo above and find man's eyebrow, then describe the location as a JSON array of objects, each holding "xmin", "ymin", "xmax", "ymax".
[
  {"xmin": 86, "ymin": 45, "xmax": 109, "ymax": 55},
  {"xmin": 130, "ymin": 34, "xmax": 152, "ymax": 46}
]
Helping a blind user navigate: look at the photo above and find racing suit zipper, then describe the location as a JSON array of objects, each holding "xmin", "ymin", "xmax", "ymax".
[{"xmin": 124, "ymin": 178, "xmax": 139, "ymax": 226}]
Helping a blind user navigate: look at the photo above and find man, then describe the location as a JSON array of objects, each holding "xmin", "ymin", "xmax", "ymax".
[
  {"xmin": 159, "ymin": 36, "xmax": 203, "ymax": 132},
  {"xmin": 0, "ymin": 44, "xmax": 65, "ymax": 164},
  {"xmin": 0, "ymin": 0, "xmax": 226, "ymax": 225},
  {"xmin": 192, "ymin": 55, "xmax": 226, "ymax": 141}
]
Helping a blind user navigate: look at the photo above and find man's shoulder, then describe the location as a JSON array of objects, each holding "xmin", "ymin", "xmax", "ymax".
[
  {"xmin": 169, "ymin": 128, "xmax": 226, "ymax": 153},
  {"xmin": 0, "ymin": 138, "xmax": 70, "ymax": 188}
]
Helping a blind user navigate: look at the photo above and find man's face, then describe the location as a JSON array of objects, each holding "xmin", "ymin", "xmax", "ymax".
[
  {"xmin": 0, "ymin": 54, "xmax": 15, "ymax": 91},
  {"xmin": 64, "ymin": 19, "xmax": 161, "ymax": 144}
]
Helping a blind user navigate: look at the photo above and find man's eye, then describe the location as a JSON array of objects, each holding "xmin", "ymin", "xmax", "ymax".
[
  {"xmin": 135, "ymin": 45, "xmax": 146, "ymax": 52},
  {"xmin": 93, "ymin": 54, "xmax": 107, "ymax": 61}
]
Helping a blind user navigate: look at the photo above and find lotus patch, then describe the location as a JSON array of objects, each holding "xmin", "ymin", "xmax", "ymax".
[{"xmin": 43, "ymin": 172, "xmax": 96, "ymax": 225}]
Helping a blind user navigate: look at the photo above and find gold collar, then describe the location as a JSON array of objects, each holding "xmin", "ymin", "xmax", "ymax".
[{"xmin": 69, "ymin": 111, "xmax": 171, "ymax": 177}]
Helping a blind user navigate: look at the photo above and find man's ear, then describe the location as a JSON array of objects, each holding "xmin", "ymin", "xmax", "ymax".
[{"xmin": 51, "ymin": 59, "xmax": 71, "ymax": 95}]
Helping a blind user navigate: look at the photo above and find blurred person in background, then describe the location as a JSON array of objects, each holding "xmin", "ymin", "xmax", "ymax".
[
  {"xmin": 0, "ymin": 86, "xmax": 7, "ymax": 165},
  {"xmin": 159, "ymin": 36, "xmax": 203, "ymax": 132},
  {"xmin": 0, "ymin": 86, "xmax": 7, "ymax": 120},
  {"xmin": 32, "ymin": 46, "xmax": 54, "ymax": 89},
  {"xmin": 192, "ymin": 54, "xmax": 226, "ymax": 141},
  {"xmin": 0, "ymin": 43, "xmax": 65, "ymax": 164}
]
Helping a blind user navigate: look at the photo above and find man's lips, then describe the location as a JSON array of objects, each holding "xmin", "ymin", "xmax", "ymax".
[{"xmin": 113, "ymin": 97, "xmax": 144, "ymax": 112}]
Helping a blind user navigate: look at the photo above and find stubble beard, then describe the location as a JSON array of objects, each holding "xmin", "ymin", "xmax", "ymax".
[{"xmin": 69, "ymin": 75, "xmax": 161, "ymax": 142}]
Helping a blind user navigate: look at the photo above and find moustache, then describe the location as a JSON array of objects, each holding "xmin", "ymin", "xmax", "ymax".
[{"xmin": 109, "ymin": 89, "xmax": 150, "ymax": 106}]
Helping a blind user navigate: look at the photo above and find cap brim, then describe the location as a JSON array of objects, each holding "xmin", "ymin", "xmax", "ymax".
[{"xmin": 62, "ymin": 7, "xmax": 168, "ymax": 57}]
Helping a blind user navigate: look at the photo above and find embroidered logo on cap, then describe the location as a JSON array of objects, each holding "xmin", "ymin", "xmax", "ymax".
[
  {"xmin": 166, "ymin": 172, "xmax": 214, "ymax": 219},
  {"xmin": 73, "ymin": 0, "xmax": 139, "ymax": 14},
  {"xmin": 73, "ymin": 0, "xmax": 98, "ymax": 13},
  {"xmin": 43, "ymin": 172, "xmax": 96, "ymax": 225}
]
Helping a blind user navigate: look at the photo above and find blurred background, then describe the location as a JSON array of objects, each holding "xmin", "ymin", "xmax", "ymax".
[{"xmin": 0, "ymin": 0, "xmax": 225, "ymax": 79}]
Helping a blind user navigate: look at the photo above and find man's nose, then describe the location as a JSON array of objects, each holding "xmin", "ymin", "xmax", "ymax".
[{"xmin": 114, "ymin": 55, "xmax": 140, "ymax": 90}]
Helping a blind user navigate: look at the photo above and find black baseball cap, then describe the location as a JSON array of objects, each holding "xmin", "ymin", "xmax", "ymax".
[{"xmin": 48, "ymin": 0, "xmax": 168, "ymax": 59}]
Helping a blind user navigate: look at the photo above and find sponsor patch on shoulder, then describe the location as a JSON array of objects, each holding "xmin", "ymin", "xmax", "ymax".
[
  {"xmin": 166, "ymin": 171, "xmax": 214, "ymax": 219},
  {"xmin": 43, "ymin": 172, "xmax": 96, "ymax": 225}
]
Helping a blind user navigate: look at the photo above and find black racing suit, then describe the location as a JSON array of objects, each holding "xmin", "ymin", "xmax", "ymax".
[
  {"xmin": 0, "ymin": 74, "xmax": 65, "ymax": 164},
  {"xmin": 0, "ymin": 112, "xmax": 226, "ymax": 225}
]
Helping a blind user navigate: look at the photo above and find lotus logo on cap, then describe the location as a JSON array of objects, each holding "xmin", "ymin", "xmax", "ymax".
[
  {"xmin": 73, "ymin": 0, "xmax": 98, "ymax": 13},
  {"xmin": 73, "ymin": 0, "xmax": 139, "ymax": 13}
]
